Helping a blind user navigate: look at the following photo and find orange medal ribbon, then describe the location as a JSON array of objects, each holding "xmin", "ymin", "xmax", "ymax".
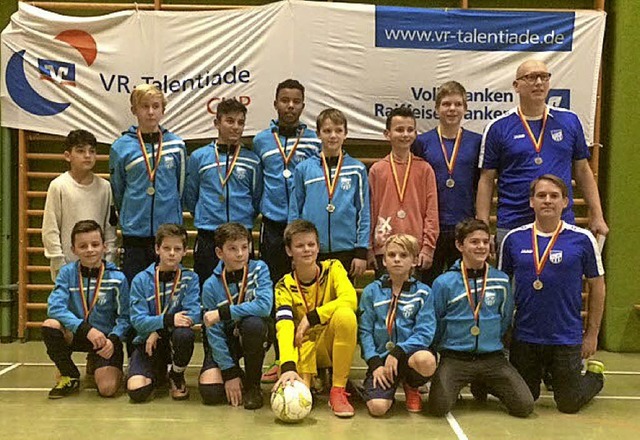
[
  {"xmin": 136, "ymin": 129, "xmax": 164, "ymax": 185},
  {"xmin": 385, "ymin": 288, "xmax": 401, "ymax": 337},
  {"xmin": 214, "ymin": 144, "xmax": 242, "ymax": 188},
  {"xmin": 460, "ymin": 261, "xmax": 489, "ymax": 324},
  {"xmin": 154, "ymin": 267, "xmax": 182, "ymax": 315},
  {"xmin": 531, "ymin": 221, "xmax": 563, "ymax": 279},
  {"xmin": 78, "ymin": 263, "xmax": 105, "ymax": 319},
  {"xmin": 436, "ymin": 126, "xmax": 462, "ymax": 176},
  {"xmin": 272, "ymin": 130, "xmax": 302, "ymax": 170},
  {"xmin": 517, "ymin": 107, "xmax": 548, "ymax": 156},
  {"xmin": 320, "ymin": 151, "xmax": 345, "ymax": 204},
  {"xmin": 293, "ymin": 266, "xmax": 322, "ymax": 313},
  {"xmin": 389, "ymin": 152, "xmax": 412, "ymax": 204},
  {"xmin": 222, "ymin": 265, "xmax": 249, "ymax": 305}
]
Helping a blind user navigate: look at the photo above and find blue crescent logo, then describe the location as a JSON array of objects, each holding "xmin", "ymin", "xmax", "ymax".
[
  {"xmin": 5, "ymin": 50, "xmax": 71, "ymax": 116},
  {"xmin": 5, "ymin": 30, "xmax": 97, "ymax": 116}
]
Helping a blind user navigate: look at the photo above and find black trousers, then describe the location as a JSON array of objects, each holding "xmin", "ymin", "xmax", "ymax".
[
  {"xmin": 509, "ymin": 339, "xmax": 604, "ymax": 414},
  {"xmin": 201, "ymin": 316, "xmax": 269, "ymax": 389},
  {"xmin": 428, "ymin": 351, "xmax": 534, "ymax": 417},
  {"xmin": 121, "ymin": 236, "xmax": 157, "ymax": 284}
]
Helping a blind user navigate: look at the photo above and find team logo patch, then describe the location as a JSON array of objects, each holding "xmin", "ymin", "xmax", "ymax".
[
  {"xmin": 550, "ymin": 250, "xmax": 563, "ymax": 264},
  {"xmin": 340, "ymin": 177, "xmax": 352, "ymax": 191},
  {"xmin": 551, "ymin": 129, "xmax": 563, "ymax": 142},
  {"xmin": 402, "ymin": 303, "xmax": 415, "ymax": 318},
  {"xmin": 235, "ymin": 167, "xmax": 247, "ymax": 180},
  {"xmin": 97, "ymin": 291, "xmax": 107, "ymax": 306},
  {"xmin": 484, "ymin": 292, "xmax": 496, "ymax": 307},
  {"xmin": 164, "ymin": 156, "xmax": 174, "ymax": 169}
]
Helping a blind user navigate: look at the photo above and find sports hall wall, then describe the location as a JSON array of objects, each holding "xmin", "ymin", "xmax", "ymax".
[{"xmin": 0, "ymin": 0, "xmax": 638, "ymax": 351}]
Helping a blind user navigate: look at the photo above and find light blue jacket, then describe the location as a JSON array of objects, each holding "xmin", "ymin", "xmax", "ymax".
[
  {"xmin": 109, "ymin": 126, "xmax": 186, "ymax": 237},
  {"xmin": 253, "ymin": 120, "xmax": 320, "ymax": 223},
  {"xmin": 202, "ymin": 259, "xmax": 273, "ymax": 375},
  {"xmin": 47, "ymin": 261, "xmax": 130, "ymax": 340},
  {"xmin": 183, "ymin": 143, "xmax": 262, "ymax": 230},
  {"xmin": 288, "ymin": 153, "xmax": 370, "ymax": 254},
  {"xmin": 129, "ymin": 263, "xmax": 201, "ymax": 344},
  {"xmin": 432, "ymin": 260, "xmax": 513, "ymax": 353},
  {"xmin": 358, "ymin": 276, "xmax": 435, "ymax": 368}
]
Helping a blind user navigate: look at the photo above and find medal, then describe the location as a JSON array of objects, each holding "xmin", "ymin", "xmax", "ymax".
[
  {"xmin": 214, "ymin": 143, "xmax": 242, "ymax": 199},
  {"xmin": 272, "ymin": 129, "xmax": 302, "ymax": 180},
  {"xmin": 154, "ymin": 267, "xmax": 182, "ymax": 315},
  {"xmin": 461, "ymin": 261, "xmax": 489, "ymax": 340},
  {"xmin": 531, "ymin": 221, "xmax": 563, "ymax": 293},
  {"xmin": 222, "ymin": 265, "xmax": 248, "ymax": 306},
  {"xmin": 321, "ymin": 151, "xmax": 345, "ymax": 216},
  {"xmin": 437, "ymin": 126, "xmax": 462, "ymax": 189},
  {"xmin": 385, "ymin": 287, "xmax": 402, "ymax": 351},
  {"xmin": 137, "ymin": 129, "xmax": 164, "ymax": 193},
  {"xmin": 293, "ymin": 266, "xmax": 322, "ymax": 313},
  {"xmin": 78, "ymin": 262, "xmax": 105, "ymax": 319},
  {"xmin": 389, "ymin": 152, "xmax": 412, "ymax": 209},
  {"xmin": 518, "ymin": 107, "xmax": 548, "ymax": 163}
]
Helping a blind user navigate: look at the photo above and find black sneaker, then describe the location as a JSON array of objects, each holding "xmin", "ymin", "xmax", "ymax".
[
  {"xmin": 243, "ymin": 386, "xmax": 264, "ymax": 410},
  {"xmin": 48, "ymin": 376, "xmax": 79, "ymax": 399}
]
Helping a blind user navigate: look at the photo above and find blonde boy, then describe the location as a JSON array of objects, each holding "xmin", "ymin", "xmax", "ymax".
[
  {"xmin": 359, "ymin": 234, "xmax": 437, "ymax": 416},
  {"xmin": 109, "ymin": 84, "xmax": 187, "ymax": 283}
]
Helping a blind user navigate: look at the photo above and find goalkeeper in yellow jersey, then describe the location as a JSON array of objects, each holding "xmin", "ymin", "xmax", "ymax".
[{"xmin": 272, "ymin": 219, "xmax": 358, "ymax": 418}]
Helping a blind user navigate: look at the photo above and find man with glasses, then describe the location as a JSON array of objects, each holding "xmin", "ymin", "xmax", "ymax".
[{"xmin": 476, "ymin": 59, "xmax": 608, "ymax": 254}]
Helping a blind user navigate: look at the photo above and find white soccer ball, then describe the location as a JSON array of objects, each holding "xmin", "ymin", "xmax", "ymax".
[{"xmin": 270, "ymin": 380, "xmax": 313, "ymax": 423}]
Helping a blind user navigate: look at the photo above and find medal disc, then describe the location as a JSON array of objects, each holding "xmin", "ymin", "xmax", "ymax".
[
  {"xmin": 146, "ymin": 186, "xmax": 155, "ymax": 196},
  {"xmin": 534, "ymin": 156, "xmax": 543, "ymax": 165},
  {"xmin": 397, "ymin": 209, "xmax": 406, "ymax": 219},
  {"xmin": 385, "ymin": 341, "xmax": 395, "ymax": 351},
  {"xmin": 470, "ymin": 325, "xmax": 481, "ymax": 336},
  {"xmin": 446, "ymin": 178, "xmax": 455, "ymax": 188},
  {"xmin": 326, "ymin": 203, "xmax": 335, "ymax": 213},
  {"xmin": 283, "ymin": 169, "xmax": 292, "ymax": 179},
  {"xmin": 533, "ymin": 279, "xmax": 544, "ymax": 290}
]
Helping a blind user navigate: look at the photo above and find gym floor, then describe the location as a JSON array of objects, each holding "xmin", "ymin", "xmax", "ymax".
[{"xmin": 0, "ymin": 343, "xmax": 638, "ymax": 439}]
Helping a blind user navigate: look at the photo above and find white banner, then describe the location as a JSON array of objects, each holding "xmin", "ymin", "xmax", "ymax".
[{"xmin": 1, "ymin": 1, "xmax": 605, "ymax": 144}]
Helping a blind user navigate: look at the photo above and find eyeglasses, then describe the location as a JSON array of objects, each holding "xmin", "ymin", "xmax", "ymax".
[{"xmin": 516, "ymin": 72, "xmax": 552, "ymax": 84}]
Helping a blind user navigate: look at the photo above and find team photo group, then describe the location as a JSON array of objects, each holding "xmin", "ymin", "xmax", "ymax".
[{"xmin": 40, "ymin": 57, "xmax": 608, "ymax": 421}]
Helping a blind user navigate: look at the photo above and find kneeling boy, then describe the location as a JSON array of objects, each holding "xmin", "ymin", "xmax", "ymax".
[
  {"xmin": 359, "ymin": 234, "xmax": 437, "ymax": 416},
  {"xmin": 43, "ymin": 220, "xmax": 130, "ymax": 399},
  {"xmin": 199, "ymin": 223, "xmax": 273, "ymax": 409},
  {"xmin": 272, "ymin": 219, "xmax": 358, "ymax": 418},
  {"xmin": 429, "ymin": 219, "xmax": 533, "ymax": 417},
  {"xmin": 127, "ymin": 224, "xmax": 201, "ymax": 402}
]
